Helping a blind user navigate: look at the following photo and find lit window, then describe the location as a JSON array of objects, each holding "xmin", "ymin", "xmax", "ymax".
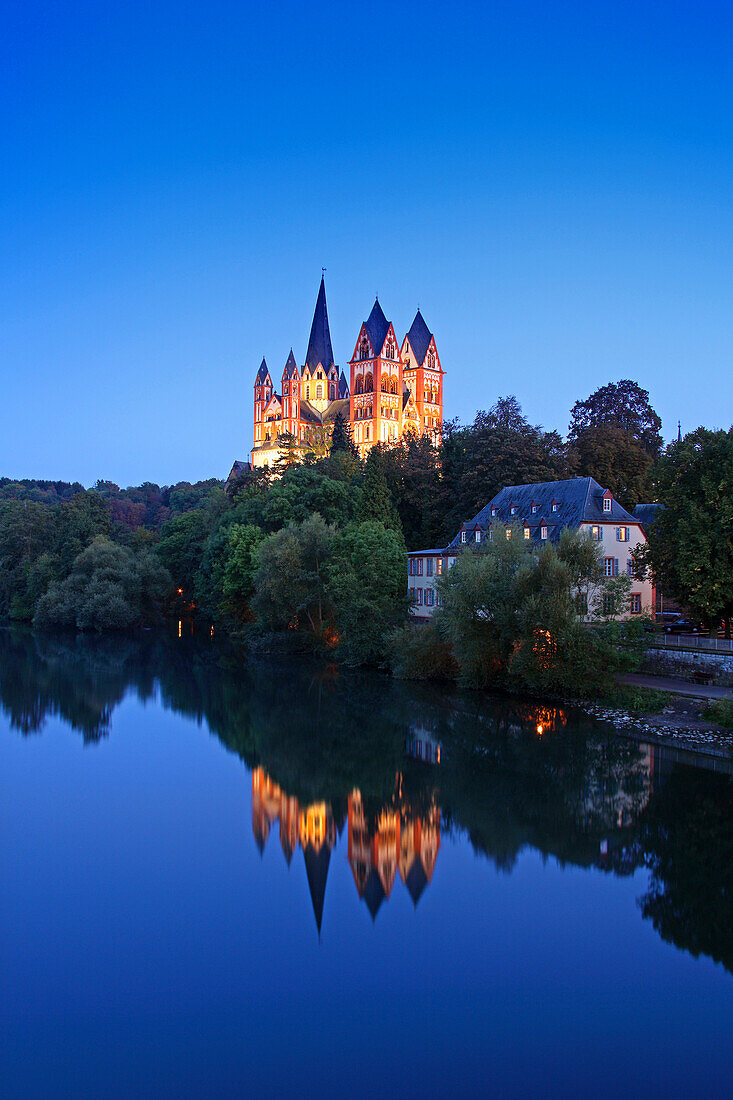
[
  {"xmin": 617, "ymin": 526, "xmax": 630, "ymax": 542},
  {"xmin": 505, "ymin": 529, "xmax": 511, "ymax": 540},
  {"xmin": 524, "ymin": 528, "xmax": 530, "ymax": 540},
  {"xmin": 591, "ymin": 526, "xmax": 603, "ymax": 541},
  {"xmin": 541, "ymin": 526, "xmax": 548, "ymax": 540},
  {"xmin": 436, "ymin": 557, "xmax": 443, "ymax": 575}
]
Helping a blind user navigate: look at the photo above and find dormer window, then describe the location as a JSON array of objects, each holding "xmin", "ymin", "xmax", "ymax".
[
  {"xmin": 510, "ymin": 504, "xmax": 517, "ymax": 516},
  {"xmin": 505, "ymin": 528, "xmax": 512, "ymax": 540},
  {"xmin": 551, "ymin": 501, "xmax": 559, "ymax": 513},
  {"xmin": 461, "ymin": 530, "xmax": 467, "ymax": 544},
  {"xmin": 524, "ymin": 527, "xmax": 530, "ymax": 540},
  {"xmin": 541, "ymin": 526, "xmax": 548, "ymax": 540},
  {"xmin": 475, "ymin": 530, "xmax": 481, "ymax": 543},
  {"xmin": 531, "ymin": 503, "xmax": 537, "ymax": 514},
  {"xmin": 359, "ymin": 338, "xmax": 370, "ymax": 360},
  {"xmin": 491, "ymin": 507, "xmax": 497, "ymax": 517},
  {"xmin": 427, "ymin": 352, "xmax": 435, "ymax": 368},
  {"xmin": 603, "ymin": 496, "xmax": 612, "ymax": 513}
]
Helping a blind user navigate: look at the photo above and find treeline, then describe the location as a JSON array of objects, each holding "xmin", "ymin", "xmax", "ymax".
[{"xmin": 1, "ymin": 377, "xmax": 730, "ymax": 651}]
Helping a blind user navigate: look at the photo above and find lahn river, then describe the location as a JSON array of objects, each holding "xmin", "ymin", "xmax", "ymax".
[{"xmin": 1, "ymin": 628, "xmax": 731, "ymax": 1098}]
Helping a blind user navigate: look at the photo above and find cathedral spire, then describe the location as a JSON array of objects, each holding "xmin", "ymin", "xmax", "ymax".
[{"xmin": 305, "ymin": 275, "xmax": 335, "ymax": 372}]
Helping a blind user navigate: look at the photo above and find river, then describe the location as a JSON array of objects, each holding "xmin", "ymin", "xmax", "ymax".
[{"xmin": 1, "ymin": 628, "xmax": 731, "ymax": 1098}]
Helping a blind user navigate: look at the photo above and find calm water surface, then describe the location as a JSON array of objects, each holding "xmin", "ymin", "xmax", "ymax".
[{"xmin": 1, "ymin": 629, "xmax": 731, "ymax": 1099}]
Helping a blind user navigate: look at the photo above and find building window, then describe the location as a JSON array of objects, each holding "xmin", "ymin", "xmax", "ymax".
[
  {"xmin": 617, "ymin": 526, "xmax": 630, "ymax": 542},
  {"xmin": 316, "ymin": 383, "xmax": 323, "ymax": 398},
  {"xmin": 461, "ymin": 531, "xmax": 467, "ymax": 543},
  {"xmin": 541, "ymin": 526, "xmax": 548, "ymax": 540},
  {"xmin": 436, "ymin": 557, "xmax": 443, "ymax": 575},
  {"xmin": 602, "ymin": 593, "xmax": 615, "ymax": 615},
  {"xmin": 510, "ymin": 505, "xmax": 516, "ymax": 515},
  {"xmin": 475, "ymin": 530, "xmax": 481, "ymax": 543},
  {"xmin": 488, "ymin": 529, "xmax": 494, "ymax": 541},
  {"xmin": 426, "ymin": 589, "xmax": 435, "ymax": 607},
  {"xmin": 360, "ymin": 338, "xmax": 370, "ymax": 360},
  {"xmin": 417, "ymin": 558, "xmax": 423, "ymax": 576},
  {"xmin": 409, "ymin": 587, "xmax": 415, "ymax": 602},
  {"xmin": 524, "ymin": 528, "xmax": 530, "ymax": 540},
  {"xmin": 531, "ymin": 504, "xmax": 537, "ymax": 514},
  {"xmin": 603, "ymin": 497, "xmax": 612, "ymax": 513},
  {"xmin": 603, "ymin": 557, "xmax": 619, "ymax": 576},
  {"xmin": 591, "ymin": 525, "xmax": 603, "ymax": 541},
  {"xmin": 426, "ymin": 558, "xmax": 434, "ymax": 577},
  {"xmin": 436, "ymin": 592, "xmax": 443, "ymax": 607},
  {"xmin": 417, "ymin": 588, "xmax": 423, "ymax": 605},
  {"xmin": 551, "ymin": 502, "xmax": 558, "ymax": 513},
  {"xmin": 626, "ymin": 558, "xmax": 635, "ymax": 577},
  {"xmin": 491, "ymin": 507, "xmax": 497, "ymax": 517},
  {"xmin": 630, "ymin": 593, "xmax": 642, "ymax": 614},
  {"xmin": 505, "ymin": 528, "xmax": 511, "ymax": 540},
  {"xmin": 428, "ymin": 352, "xmax": 435, "ymax": 368},
  {"xmin": 576, "ymin": 592, "xmax": 588, "ymax": 616}
]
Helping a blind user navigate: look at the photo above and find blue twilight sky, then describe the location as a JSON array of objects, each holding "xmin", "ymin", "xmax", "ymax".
[{"xmin": 1, "ymin": 0, "xmax": 732, "ymax": 487}]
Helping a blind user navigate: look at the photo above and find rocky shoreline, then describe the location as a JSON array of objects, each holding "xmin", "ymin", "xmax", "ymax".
[{"xmin": 581, "ymin": 698, "xmax": 733, "ymax": 759}]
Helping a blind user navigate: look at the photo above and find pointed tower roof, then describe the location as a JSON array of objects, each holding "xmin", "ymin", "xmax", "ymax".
[
  {"xmin": 406, "ymin": 309, "xmax": 433, "ymax": 366},
  {"xmin": 305, "ymin": 276, "xmax": 335, "ymax": 372},
  {"xmin": 283, "ymin": 349, "xmax": 298, "ymax": 380},
  {"xmin": 364, "ymin": 298, "xmax": 390, "ymax": 357},
  {"xmin": 303, "ymin": 842, "xmax": 332, "ymax": 936},
  {"xmin": 256, "ymin": 357, "xmax": 270, "ymax": 383},
  {"xmin": 338, "ymin": 370, "xmax": 349, "ymax": 398}
]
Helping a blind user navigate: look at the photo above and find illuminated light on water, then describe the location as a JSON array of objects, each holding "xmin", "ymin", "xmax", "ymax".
[
  {"xmin": 178, "ymin": 621, "xmax": 182, "ymax": 638},
  {"xmin": 537, "ymin": 724, "xmax": 544, "ymax": 735}
]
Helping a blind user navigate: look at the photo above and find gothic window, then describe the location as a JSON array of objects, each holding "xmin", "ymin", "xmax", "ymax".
[
  {"xmin": 355, "ymin": 376, "xmax": 364, "ymax": 395},
  {"xmin": 316, "ymin": 383, "xmax": 323, "ymax": 399},
  {"xmin": 329, "ymin": 384, "xmax": 335, "ymax": 400},
  {"xmin": 385, "ymin": 340, "xmax": 395, "ymax": 360},
  {"xmin": 306, "ymin": 384, "xmax": 310, "ymax": 399},
  {"xmin": 359, "ymin": 338, "xmax": 370, "ymax": 360},
  {"xmin": 364, "ymin": 373, "xmax": 373, "ymax": 393},
  {"xmin": 381, "ymin": 374, "xmax": 390, "ymax": 392},
  {"xmin": 428, "ymin": 352, "xmax": 435, "ymax": 368}
]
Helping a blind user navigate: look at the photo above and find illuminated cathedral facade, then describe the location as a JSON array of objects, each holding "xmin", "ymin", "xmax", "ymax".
[{"xmin": 250, "ymin": 277, "xmax": 444, "ymax": 468}]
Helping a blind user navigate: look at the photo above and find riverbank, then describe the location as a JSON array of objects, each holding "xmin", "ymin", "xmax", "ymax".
[{"xmin": 581, "ymin": 689, "xmax": 733, "ymax": 760}]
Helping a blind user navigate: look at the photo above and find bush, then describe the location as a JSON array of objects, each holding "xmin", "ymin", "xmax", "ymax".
[
  {"xmin": 701, "ymin": 698, "xmax": 733, "ymax": 729},
  {"xmin": 388, "ymin": 622, "xmax": 459, "ymax": 681}
]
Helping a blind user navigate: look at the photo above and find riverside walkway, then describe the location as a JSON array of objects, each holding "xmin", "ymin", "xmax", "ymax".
[{"xmin": 619, "ymin": 672, "xmax": 733, "ymax": 700}]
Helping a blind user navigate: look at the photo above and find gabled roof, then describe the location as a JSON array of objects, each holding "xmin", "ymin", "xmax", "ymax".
[
  {"xmin": 305, "ymin": 276, "xmax": 335, "ymax": 372},
  {"xmin": 255, "ymin": 357, "xmax": 270, "ymax": 384},
  {"xmin": 338, "ymin": 370, "xmax": 349, "ymax": 398},
  {"xmin": 282, "ymin": 349, "xmax": 298, "ymax": 380},
  {"xmin": 227, "ymin": 460, "xmax": 251, "ymax": 482},
  {"xmin": 405, "ymin": 309, "xmax": 433, "ymax": 366},
  {"xmin": 448, "ymin": 477, "xmax": 639, "ymax": 548},
  {"xmin": 322, "ymin": 398, "xmax": 350, "ymax": 423},
  {"xmin": 364, "ymin": 298, "xmax": 390, "ymax": 357}
]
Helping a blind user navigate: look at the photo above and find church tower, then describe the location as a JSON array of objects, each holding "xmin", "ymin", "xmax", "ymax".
[
  {"xmin": 280, "ymin": 349, "xmax": 300, "ymax": 438},
  {"xmin": 349, "ymin": 299, "xmax": 403, "ymax": 457},
  {"xmin": 301, "ymin": 275, "xmax": 339, "ymax": 416},
  {"xmin": 401, "ymin": 310, "xmax": 444, "ymax": 446},
  {"xmin": 253, "ymin": 358, "xmax": 274, "ymax": 448}
]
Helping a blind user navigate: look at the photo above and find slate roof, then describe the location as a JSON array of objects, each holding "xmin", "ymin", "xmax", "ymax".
[
  {"xmin": 447, "ymin": 477, "xmax": 639, "ymax": 548},
  {"xmin": 227, "ymin": 460, "xmax": 252, "ymax": 482},
  {"xmin": 406, "ymin": 309, "xmax": 433, "ymax": 366},
  {"xmin": 364, "ymin": 298, "xmax": 390, "ymax": 357},
  {"xmin": 297, "ymin": 397, "xmax": 351, "ymax": 426},
  {"xmin": 305, "ymin": 276, "xmax": 335, "ymax": 371},
  {"xmin": 282, "ymin": 349, "xmax": 298, "ymax": 380},
  {"xmin": 338, "ymin": 370, "xmax": 349, "ymax": 398},
  {"xmin": 633, "ymin": 503, "xmax": 663, "ymax": 533},
  {"xmin": 255, "ymin": 357, "xmax": 270, "ymax": 384}
]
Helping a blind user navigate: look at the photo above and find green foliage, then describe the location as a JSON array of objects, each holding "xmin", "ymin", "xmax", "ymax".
[
  {"xmin": 388, "ymin": 622, "xmax": 459, "ymax": 680},
  {"xmin": 327, "ymin": 520, "xmax": 407, "ymax": 664},
  {"xmin": 252, "ymin": 515, "xmax": 335, "ymax": 637},
  {"xmin": 221, "ymin": 524, "xmax": 265, "ymax": 619},
  {"xmin": 701, "ymin": 698, "xmax": 733, "ymax": 729},
  {"xmin": 329, "ymin": 411, "xmax": 358, "ymax": 456},
  {"xmin": 34, "ymin": 537, "xmax": 172, "ymax": 632},
  {"xmin": 570, "ymin": 424, "xmax": 655, "ymax": 510},
  {"xmin": 636, "ymin": 427, "xmax": 733, "ymax": 633},
  {"xmin": 358, "ymin": 448, "xmax": 402, "ymax": 533},
  {"xmin": 430, "ymin": 530, "xmax": 631, "ymax": 696},
  {"xmin": 569, "ymin": 379, "xmax": 663, "ymax": 457}
]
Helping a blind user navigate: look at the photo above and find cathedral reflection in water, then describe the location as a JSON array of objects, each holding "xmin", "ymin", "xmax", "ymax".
[{"xmin": 251, "ymin": 767, "xmax": 441, "ymax": 931}]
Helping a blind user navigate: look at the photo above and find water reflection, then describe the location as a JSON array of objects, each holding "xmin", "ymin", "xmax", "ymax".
[{"xmin": 0, "ymin": 627, "xmax": 731, "ymax": 972}]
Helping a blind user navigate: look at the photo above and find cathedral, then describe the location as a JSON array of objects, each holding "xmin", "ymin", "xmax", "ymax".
[{"xmin": 249, "ymin": 277, "xmax": 444, "ymax": 468}]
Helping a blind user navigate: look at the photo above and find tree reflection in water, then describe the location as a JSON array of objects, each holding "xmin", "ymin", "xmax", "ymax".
[{"xmin": 1, "ymin": 627, "xmax": 730, "ymax": 971}]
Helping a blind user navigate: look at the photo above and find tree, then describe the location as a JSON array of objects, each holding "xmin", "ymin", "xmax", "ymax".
[
  {"xmin": 570, "ymin": 424, "xmax": 655, "ymax": 510},
  {"xmin": 252, "ymin": 514, "xmax": 336, "ymax": 638},
  {"xmin": 329, "ymin": 411, "xmax": 358, "ymax": 457},
  {"xmin": 34, "ymin": 538, "xmax": 171, "ymax": 632},
  {"xmin": 358, "ymin": 448, "xmax": 402, "ymax": 533},
  {"xmin": 221, "ymin": 524, "xmax": 265, "ymax": 620},
  {"xmin": 273, "ymin": 432, "xmax": 302, "ymax": 475},
  {"xmin": 569, "ymin": 380, "xmax": 663, "ymax": 457},
  {"xmin": 635, "ymin": 427, "xmax": 733, "ymax": 635},
  {"xmin": 327, "ymin": 520, "xmax": 408, "ymax": 664}
]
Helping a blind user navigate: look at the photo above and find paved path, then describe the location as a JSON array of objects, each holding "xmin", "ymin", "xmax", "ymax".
[{"xmin": 619, "ymin": 672, "xmax": 733, "ymax": 700}]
